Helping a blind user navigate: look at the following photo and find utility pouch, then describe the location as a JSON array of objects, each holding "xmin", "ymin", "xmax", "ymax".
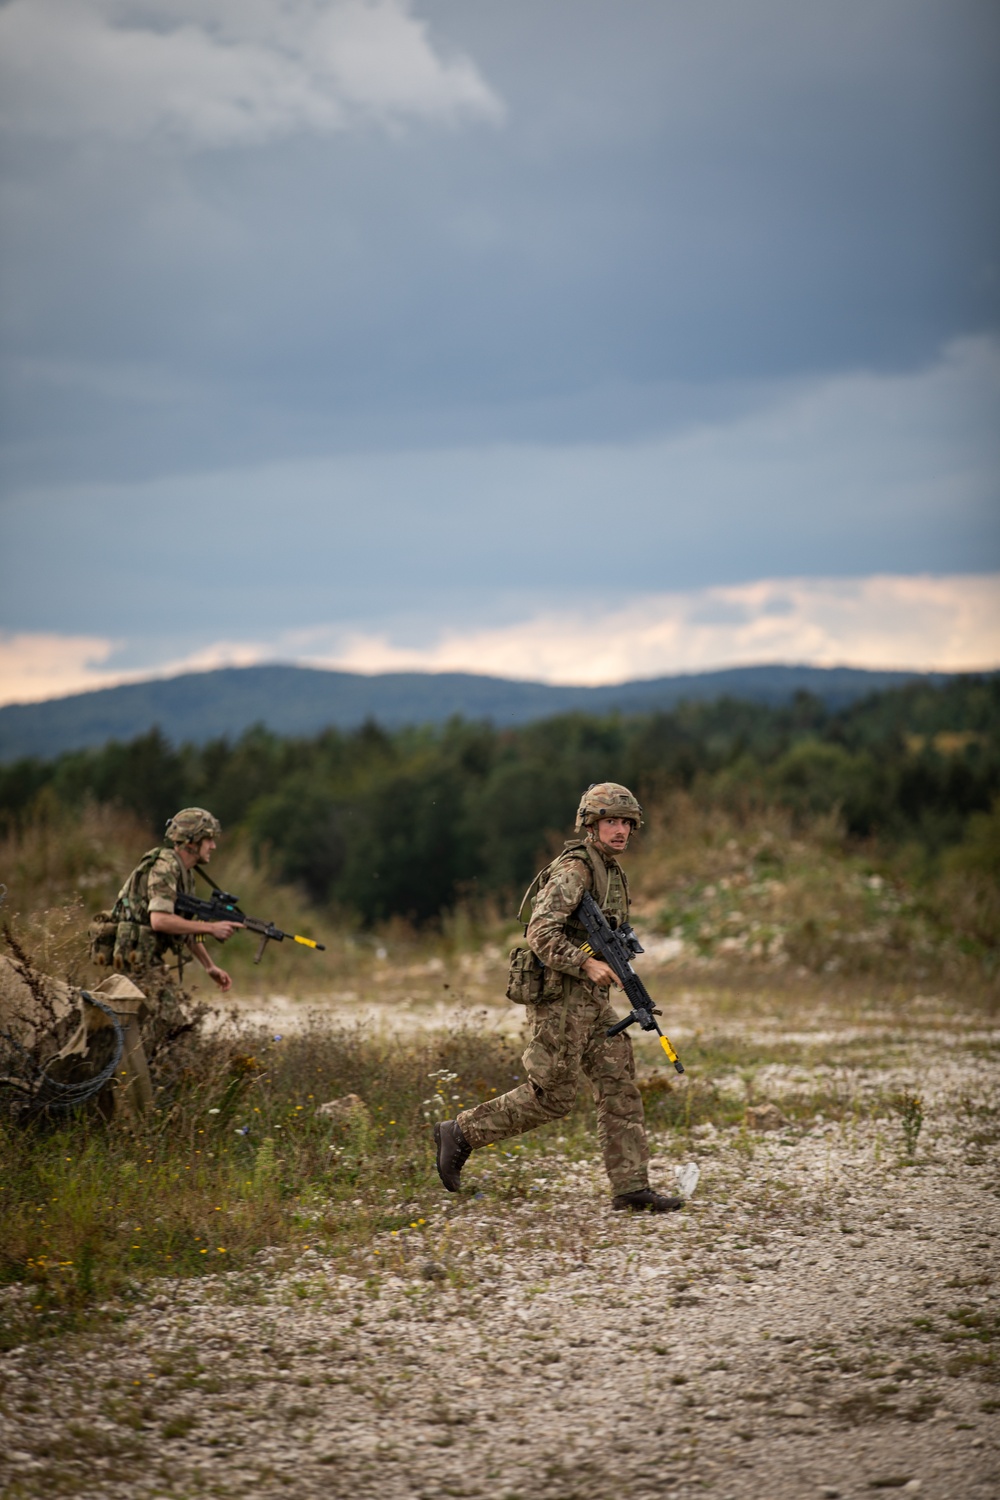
[
  {"xmin": 88, "ymin": 912, "xmax": 118, "ymax": 968},
  {"xmin": 540, "ymin": 964, "xmax": 568, "ymax": 1002},
  {"xmin": 506, "ymin": 945, "xmax": 543, "ymax": 1005},
  {"xmin": 113, "ymin": 920, "xmax": 140, "ymax": 971},
  {"xmin": 113, "ymin": 921, "xmax": 163, "ymax": 971}
]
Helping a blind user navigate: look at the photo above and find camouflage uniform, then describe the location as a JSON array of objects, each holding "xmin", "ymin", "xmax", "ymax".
[
  {"xmin": 106, "ymin": 808, "xmax": 220, "ymax": 977},
  {"xmin": 110, "ymin": 846, "xmax": 196, "ymax": 974},
  {"xmin": 103, "ymin": 811, "xmax": 222, "ymax": 1054},
  {"xmin": 457, "ymin": 838, "xmax": 650, "ymax": 1195}
]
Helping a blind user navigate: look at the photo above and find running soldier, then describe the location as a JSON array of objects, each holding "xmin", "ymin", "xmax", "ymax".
[{"xmin": 434, "ymin": 783, "xmax": 683, "ymax": 1212}]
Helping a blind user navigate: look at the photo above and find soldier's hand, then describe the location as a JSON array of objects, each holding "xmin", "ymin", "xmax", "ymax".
[
  {"xmin": 208, "ymin": 921, "xmax": 242, "ymax": 942},
  {"xmin": 207, "ymin": 965, "xmax": 233, "ymax": 992},
  {"xmin": 582, "ymin": 956, "xmax": 620, "ymax": 989}
]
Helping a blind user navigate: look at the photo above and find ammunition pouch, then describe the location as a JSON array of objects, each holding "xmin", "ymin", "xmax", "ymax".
[
  {"xmin": 88, "ymin": 912, "xmax": 118, "ymax": 968},
  {"xmin": 112, "ymin": 921, "xmax": 168, "ymax": 973},
  {"xmin": 506, "ymin": 946, "xmax": 541, "ymax": 1004},
  {"xmin": 505, "ymin": 946, "xmax": 565, "ymax": 1005}
]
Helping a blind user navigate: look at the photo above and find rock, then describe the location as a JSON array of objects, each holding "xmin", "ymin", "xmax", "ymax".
[
  {"xmin": 316, "ymin": 1094, "xmax": 370, "ymax": 1125},
  {"xmin": 746, "ymin": 1103, "xmax": 790, "ymax": 1131},
  {"xmin": 782, "ymin": 1401, "xmax": 810, "ymax": 1417}
]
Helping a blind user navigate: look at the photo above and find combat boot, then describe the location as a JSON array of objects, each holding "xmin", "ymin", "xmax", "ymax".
[
  {"xmin": 434, "ymin": 1119, "xmax": 472, "ymax": 1192},
  {"xmin": 612, "ymin": 1187, "xmax": 683, "ymax": 1213}
]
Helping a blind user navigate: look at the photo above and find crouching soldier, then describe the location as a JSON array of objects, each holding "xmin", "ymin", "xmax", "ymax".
[
  {"xmin": 434, "ymin": 783, "xmax": 682, "ymax": 1213},
  {"xmin": 104, "ymin": 807, "xmax": 242, "ymax": 989}
]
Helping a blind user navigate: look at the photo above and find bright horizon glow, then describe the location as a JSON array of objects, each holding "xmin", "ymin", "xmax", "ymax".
[{"xmin": 1, "ymin": 571, "xmax": 996, "ymax": 708}]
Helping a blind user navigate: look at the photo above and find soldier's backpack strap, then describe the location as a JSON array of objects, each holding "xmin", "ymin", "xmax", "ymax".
[
  {"xmin": 515, "ymin": 839, "xmax": 608, "ymax": 930},
  {"xmin": 579, "ymin": 841, "xmax": 610, "ymax": 907},
  {"xmin": 110, "ymin": 846, "xmax": 166, "ymax": 924},
  {"xmin": 516, "ymin": 864, "xmax": 550, "ymax": 929}
]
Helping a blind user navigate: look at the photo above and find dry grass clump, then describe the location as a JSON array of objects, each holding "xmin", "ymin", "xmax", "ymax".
[
  {"xmin": 0, "ymin": 799, "xmax": 149, "ymax": 911},
  {"xmin": 626, "ymin": 792, "xmax": 997, "ymax": 989},
  {"xmin": 0, "ymin": 802, "xmax": 149, "ymax": 980}
]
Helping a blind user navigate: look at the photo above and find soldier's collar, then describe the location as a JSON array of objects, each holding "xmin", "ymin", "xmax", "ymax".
[{"xmin": 586, "ymin": 836, "xmax": 623, "ymax": 867}]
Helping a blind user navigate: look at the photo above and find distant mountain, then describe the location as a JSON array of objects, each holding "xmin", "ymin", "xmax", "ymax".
[{"xmin": 0, "ymin": 663, "xmax": 950, "ymax": 762}]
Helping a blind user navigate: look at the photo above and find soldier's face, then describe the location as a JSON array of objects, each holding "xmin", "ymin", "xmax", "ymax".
[
  {"xmin": 596, "ymin": 817, "xmax": 632, "ymax": 851},
  {"xmin": 196, "ymin": 836, "xmax": 217, "ymax": 862}
]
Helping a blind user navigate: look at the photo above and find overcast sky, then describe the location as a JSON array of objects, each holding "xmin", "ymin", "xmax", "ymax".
[{"xmin": 1, "ymin": 0, "xmax": 998, "ymax": 703}]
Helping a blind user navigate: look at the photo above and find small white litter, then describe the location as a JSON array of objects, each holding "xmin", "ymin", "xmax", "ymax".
[{"xmin": 676, "ymin": 1161, "xmax": 701, "ymax": 1199}]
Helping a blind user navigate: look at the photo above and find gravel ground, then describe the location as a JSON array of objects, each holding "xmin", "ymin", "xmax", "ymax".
[{"xmin": 1, "ymin": 997, "xmax": 997, "ymax": 1500}]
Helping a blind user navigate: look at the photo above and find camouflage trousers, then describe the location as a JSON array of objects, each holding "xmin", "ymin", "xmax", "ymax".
[{"xmin": 457, "ymin": 980, "xmax": 650, "ymax": 1195}]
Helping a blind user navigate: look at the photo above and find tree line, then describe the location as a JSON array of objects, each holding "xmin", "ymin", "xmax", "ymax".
[{"xmin": 1, "ymin": 675, "xmax": 997, "ymax": 924}]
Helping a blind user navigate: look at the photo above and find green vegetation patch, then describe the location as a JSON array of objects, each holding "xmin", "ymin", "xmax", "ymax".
[{"xmin": 0, "ymin": 1019, "xmax": 521, "ymax": 1347}]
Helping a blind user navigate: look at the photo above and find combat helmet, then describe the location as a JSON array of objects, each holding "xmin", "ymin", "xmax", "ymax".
[
  {"xmin": 574, "ymin": 782, "xmax": 643, "ymax": 832},
  {"xmin": 164, "ymin": 807, "xmax": 222, "ymax": 848}
]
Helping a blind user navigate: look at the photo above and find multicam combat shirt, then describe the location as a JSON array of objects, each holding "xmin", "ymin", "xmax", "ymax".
[
  {"xmin": 526, "ymin": 839, "xmax": 629, "ymax": 979},
  {"xmin": 144, "ymin": 848, "xmax": 196, "ymax": 917}
]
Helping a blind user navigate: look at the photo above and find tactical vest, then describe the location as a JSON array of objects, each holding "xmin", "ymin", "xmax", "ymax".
[
  {"xmin": 90, "ymin": 846, "xmax": 186, "ymax": 972},
  {"xmin": 506, "ymin": 840, "xmax": 630, "ymax": 1004},
  {"xmin": 518, "ymin": 838, "xmax": 629, "ymax": 933}
]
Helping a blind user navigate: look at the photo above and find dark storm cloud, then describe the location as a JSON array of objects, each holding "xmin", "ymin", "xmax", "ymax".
[
  {"xmin": 1, "ymin": 0, "xmax": 997, "ymax": 492},
  {"xmin": 3, "ymin": 336, "xmax": 997, "ymax": 644},
  {"xmin": 0, "ymin": 0, "xmax": 998, "ymax": 693}
]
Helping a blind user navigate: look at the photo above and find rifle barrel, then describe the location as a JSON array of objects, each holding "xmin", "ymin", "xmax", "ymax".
[{"xmin": 175, "ymin": 893, "xmax": 324, "ymax": 956}]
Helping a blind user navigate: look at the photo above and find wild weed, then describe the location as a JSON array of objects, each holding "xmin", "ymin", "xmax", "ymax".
[{"xmin": 894, "ymin": 1091, "xmax": 924, "ymax": 1158}]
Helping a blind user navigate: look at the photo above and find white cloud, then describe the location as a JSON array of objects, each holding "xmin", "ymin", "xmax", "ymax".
[
  {"xmin": 0, "ymin": 632, "xmax": 281, "ymax": 706},
  {"xmin": 0, "ymin": 632, "xmax": 121, "ymax": 706},
  {"xmin": 0, "ymin": 0, "xmax": 503, "ymax": 150},
  {"xmin": 2, "ymin": 574, "xmax": 996, "ymax": 708},
  {"xmin": 310, "ymin": 573, "xmax": 1000, "ymax": 682}
]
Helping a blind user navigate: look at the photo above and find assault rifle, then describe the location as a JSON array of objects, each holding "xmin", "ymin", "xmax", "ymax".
[
  {"xmin": 175, "ymin": 889, "xmax": 326, "ymax": 964},
  {"xmin": 574, "ymin": 890, "xmax": 684, "ymax": 1073}
]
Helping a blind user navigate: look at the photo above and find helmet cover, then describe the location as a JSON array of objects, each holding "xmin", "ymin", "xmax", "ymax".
[
  {"xmin": 164, "ymin": 807, "xmax": 222, "ymax": 847},
  {"xmin": 574, "ymin": 782, "xmax": 643, "ymax": 832}
]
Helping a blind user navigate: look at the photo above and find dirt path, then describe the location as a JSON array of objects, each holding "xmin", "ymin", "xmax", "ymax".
[{"xmin": 2, "ymin": 993, "xmax": 998, "ymax": 1500}]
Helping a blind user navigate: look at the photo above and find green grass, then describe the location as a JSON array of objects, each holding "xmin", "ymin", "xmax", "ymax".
[{"xmin": 0, "ymin": 1018, "xmax": 523, "ymax": 1347}]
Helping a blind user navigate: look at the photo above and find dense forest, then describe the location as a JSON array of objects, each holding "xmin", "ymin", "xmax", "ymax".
[{"xmin": 2, "ymin": 675, "xmax": 997, "ymax": 926}]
